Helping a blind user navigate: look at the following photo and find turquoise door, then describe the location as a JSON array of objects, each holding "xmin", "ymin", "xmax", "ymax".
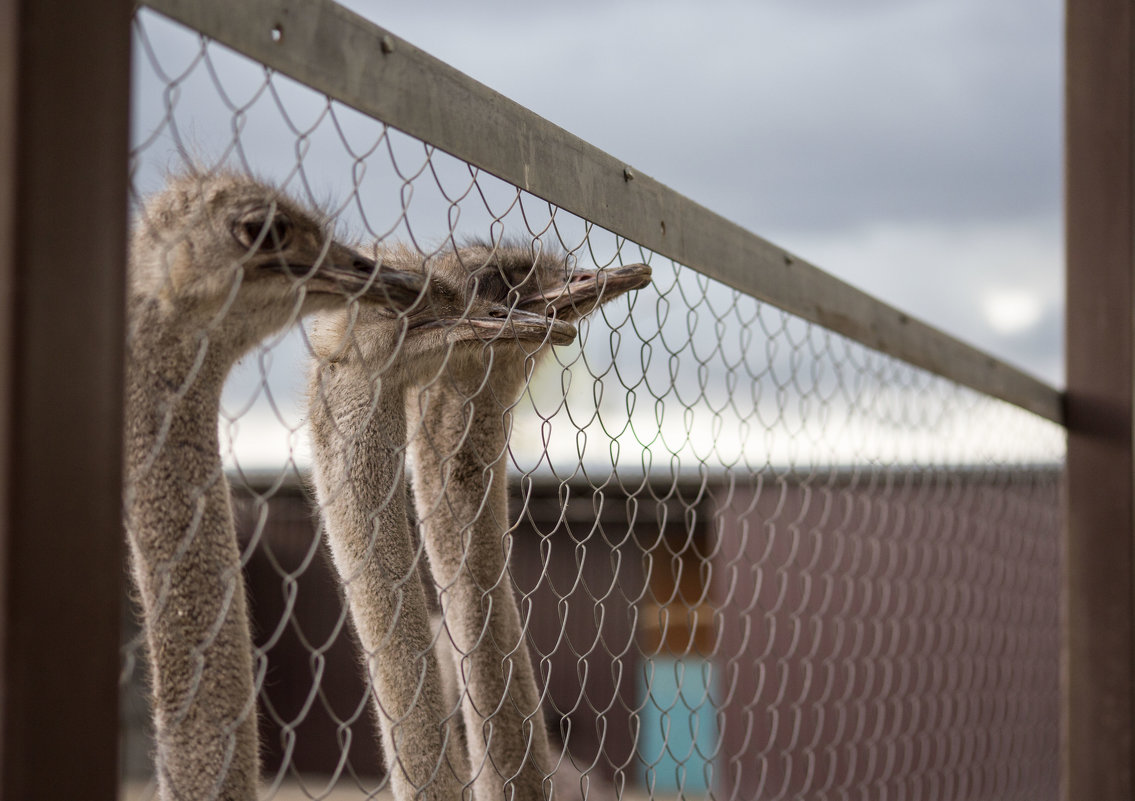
[{"xmin": 637, "ymin": 657, "xmax": 718, "ymax": 795}]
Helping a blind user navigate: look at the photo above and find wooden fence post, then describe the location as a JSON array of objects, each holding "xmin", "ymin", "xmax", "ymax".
[
  {"xmin": 0, "ymin": 1, "xmax": 130, "ymax": 798},
  {"xmin": 1065, "ymin": 0, "xmax": 1135, "ymax": 797}
]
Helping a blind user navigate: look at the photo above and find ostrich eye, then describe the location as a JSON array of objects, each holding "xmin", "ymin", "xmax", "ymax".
[{"xmin": 232, "ymin": 210, "xmax": 294, "ymax": 252}]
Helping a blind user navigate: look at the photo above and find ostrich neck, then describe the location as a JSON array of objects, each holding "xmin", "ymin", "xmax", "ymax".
[
  {"xmin": 308, "ymin": 365, "xmax": 411, "ymax": 554},
  {"xmin": 123, "ymin": 307, "xmax": 260, "ymax": 801},
  {"xmin": 123, "ymin": 311, "xmax": 242, "ymax": 575},
  {"xmin": 406, "ymin": 364, "xmax": 553, "ymax": 801},
  {"xmin": 124, "ymin": 327, "xmax": 230, "ymax": 490},
  {"xmin": 406, "ymin": 368, "xmax": 522, "ymax": 560},
  {"xmin": 308, "ymin": 361, "xmax": 470, "ymax": 800}
]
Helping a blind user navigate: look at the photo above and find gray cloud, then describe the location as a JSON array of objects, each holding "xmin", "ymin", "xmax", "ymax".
[
  {"xmin": 136, "ymin": 0, "xmax": 1064, "ymax": 387},
  {"xmin": 344, "ymin": 0, "xmax": 1061, "ymax": 236}
]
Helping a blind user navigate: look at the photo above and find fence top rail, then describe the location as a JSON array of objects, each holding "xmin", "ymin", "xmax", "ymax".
[{"xmin": 140, "ymin": 0, "xmax": 1065, "ymax": 426}]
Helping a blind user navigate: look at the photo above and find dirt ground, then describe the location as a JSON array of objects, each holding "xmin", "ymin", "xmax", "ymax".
[{"xmin": 118, "ymin": 779, "xmax": 679, "ymax": 800}]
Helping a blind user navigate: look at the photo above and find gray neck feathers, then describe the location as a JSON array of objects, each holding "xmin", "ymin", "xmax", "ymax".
[
  {"xmin": 406, "ymin": 352, "xmax": 554, "ymax": 801},
  {"xmin": 124, "ymin": 301, "xmax": 261, "ymax": 801},
  {"xmin": 308, "ymin": 353, "xmax": 470, "ymax": 800}
]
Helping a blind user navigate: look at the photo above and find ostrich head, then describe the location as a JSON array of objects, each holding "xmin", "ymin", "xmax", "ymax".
[
  {"xmin": 394, "ymin": 239, "xmax": 652, "ymax": 404},
  {"xmin": 128, "ymin": 170, "xmax": 424, "ymax": 359},
  {"xmin": 309, "ymin": 239, "xmax": 651, "ymax": 392},
  {"xmin": 385, "ymin": 238, "xmax": 653, "ymax": 355},
  {"xmin": 451, "ymin": 240, "xmax": 653, "ymax": 328},
  {"xmin": 309, "ymin": 242, "xmax": 578, "ymax": 383}
]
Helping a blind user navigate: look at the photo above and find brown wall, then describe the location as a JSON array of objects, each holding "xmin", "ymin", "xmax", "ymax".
[
  {"xmin": 210, "ymin": 468, "xmax": 1060, "ymax": 797},
  {"xmin": 235, "ymin": 478, "xmax": 703, "ymax": 785},
  {"xmin": 236, "ymin": 493, "xmax": 386, "ymax": 778},
  {"xmin": 709, "ymin": 469, "xmax": 1062, "ymax": 800}
]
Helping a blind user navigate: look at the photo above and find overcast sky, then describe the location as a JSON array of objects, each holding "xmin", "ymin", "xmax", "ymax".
[
  {"xmin": 130, "ymin": 2, "xmax": 1065, "ymax": 473},
  {"xmin": 336, "ymin": 0, "xmax": 1064, "ymax": 386}
]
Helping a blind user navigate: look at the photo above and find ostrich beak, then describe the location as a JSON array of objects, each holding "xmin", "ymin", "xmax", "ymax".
[
  {"xmin": 518, "ymin": 263, "xmax": 653, "ymax": 319},
  {"xmin": 316, "ymin": 263, "xmax": 426, "ymax": 311},
  {"xmin": 276, "ymin": 247, "xmax": 426, "ymax": 311},
  {"xmin": 411, "ymin": 307, "xmax": 577, "ymax": 346}
]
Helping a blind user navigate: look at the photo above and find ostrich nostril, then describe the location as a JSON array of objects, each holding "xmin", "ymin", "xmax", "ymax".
[
  {"xmin": 489, "ymin": 308, "xmax": 509, "ymax": 319},
  {"xmin": 353, "ymin": 257, "xmax": 376, "ymax": 275}
]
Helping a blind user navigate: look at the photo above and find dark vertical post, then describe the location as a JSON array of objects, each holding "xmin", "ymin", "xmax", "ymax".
[
  {"xmin": 1065, "ymin": 0, "xmax": 1135, "ymax": 797},
  {"xmin": 0, "ymin": 1, "xmax": 130, "ymax": 799}
]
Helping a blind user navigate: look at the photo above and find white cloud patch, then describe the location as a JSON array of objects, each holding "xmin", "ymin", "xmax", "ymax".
[
  {"xmin": 786, "ymin": 218, "xmax": 1063, "ymax": 383},
  {"xmin": 982, "ymin": 288, "xmax": 1046, "ymax": 336}
]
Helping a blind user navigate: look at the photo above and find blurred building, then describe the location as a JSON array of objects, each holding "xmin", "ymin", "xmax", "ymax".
[{"xmin": 121, "ymin": 467, "xmax": 1060, "ymax": 797}]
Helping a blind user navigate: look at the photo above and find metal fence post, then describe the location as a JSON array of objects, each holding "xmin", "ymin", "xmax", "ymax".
[
  {"xmin": 1065, "ymin": 0, "xmax": 1135, "ymax": 797},
  {"xmin": 0, "ymin": 0, "xmax": 131, "ymax": 798}
]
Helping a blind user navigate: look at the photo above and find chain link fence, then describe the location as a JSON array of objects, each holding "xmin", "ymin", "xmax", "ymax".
[{"xmin": 121, "ymin": 7, "xmax": 1065, "ymax": 800}]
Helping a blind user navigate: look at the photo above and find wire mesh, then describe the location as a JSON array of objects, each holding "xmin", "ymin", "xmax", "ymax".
[{"xmin": 122, "ymin": 9, "xmax": 1065, "ymax": 801}]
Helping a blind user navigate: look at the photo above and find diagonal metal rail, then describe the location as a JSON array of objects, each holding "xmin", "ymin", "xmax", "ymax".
[{"xmin": 142, "ymin": 0, "xmax": 1064, "ymax": 425}]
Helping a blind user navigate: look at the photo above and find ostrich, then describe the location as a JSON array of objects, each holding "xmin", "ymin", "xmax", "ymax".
[
  {"xmin": 306, "ymin": 241, "xmax": 577, "ymax": 801},
  {"xmin": 124, "ymin": 169, "xmax": 424, "ymax": 801},
  {"xmin": 403, "ymin": 241, "xmax": 652, "ymax": 801}
]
